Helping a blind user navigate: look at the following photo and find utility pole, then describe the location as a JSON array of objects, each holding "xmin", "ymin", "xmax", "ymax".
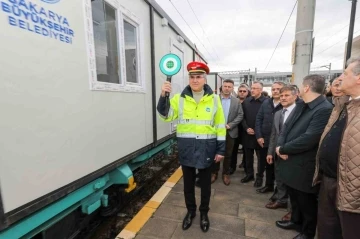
[
  {"xmin": 291, "ymin": 0, "xmax": 316, "ymax": 86},
  {"xmin": 346, "ymin": 0, "xmax": 357, "ymax": 62}
]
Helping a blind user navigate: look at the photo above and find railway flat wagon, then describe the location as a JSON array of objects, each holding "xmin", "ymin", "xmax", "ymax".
[{"xmin": 0, "ymin": 0, "xmax": 206, "ymax": 238}]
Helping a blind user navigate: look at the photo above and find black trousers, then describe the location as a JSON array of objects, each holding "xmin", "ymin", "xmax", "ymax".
[
  {"xmin": 265, "ymin": 148, "xmax": 275, "ymax": 187},
  {"xmin": 318, "ymin": 175, "xmax": 360, "ymax": 239},
  {"xmin": 230, "ymin": 138, "xmax": 247, "ymax": 171},
  {"xmin": 182, "ymin": 165, "xmax": 212, "ymax": 214},
  {"xmin": 257, "ymin": 147, "xmax": 274, "ymax": 186},
  {"xmin": 244, "ymin": 148, "xmax": 260, "ymax": 177},
  {"xmin": 265, "ymin": 161, "xmax": 275, "ymax": 187},
  {"xmin": 317, "ymin": 176, "xmax": 342, "ymax": 239},
  {"xmin": 338, "ymin": 210, "xmax": 360, "ymax": 239},
  {"xmin": 287, "ymin": 186, "xmax": 318, "ymax": 238},
  {"xmin": 212, "ymin": 133, "xmax": 234, "ymax": 175}
]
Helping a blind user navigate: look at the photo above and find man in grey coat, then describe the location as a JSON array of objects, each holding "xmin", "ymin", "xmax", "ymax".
[
  {"xmin": 211, "ymin": 79, "xmax": 244, "ymax": 185},
  {"xmin": 266, "ymin": 86, "xmax": 298, "ymax": 210}
]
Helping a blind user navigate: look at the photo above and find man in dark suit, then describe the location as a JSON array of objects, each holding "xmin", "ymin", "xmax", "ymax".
[
  {"xmin": 212, "ymin": 79, "xmax": 243, "ymax": 185},
  {"xmin": 266, "ymin": 86, "xmax": 298, "ymax": 209},
  {"xmin": 255, "ymin": 82, "xmax": 285, "ymax": 191},
  {"xmin": 275, "ymin": 75, "xmax": 333, "ymax": 239},
  {"xmin": 230, "ymin": 84, "xmax": 250, "ymax": 173},
  {"xmin": 240, "ymin": 82, "xmax": 266, "ymax": 183}
]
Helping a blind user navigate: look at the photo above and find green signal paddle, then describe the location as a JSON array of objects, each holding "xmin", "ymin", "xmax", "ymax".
[{"xmin": 159, "ymin": 53, "xmax": 182, "ymax": 97}]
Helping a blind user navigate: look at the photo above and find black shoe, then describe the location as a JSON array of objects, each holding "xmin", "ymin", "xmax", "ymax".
[
  {"xmin": 238, "ymin": 162, "xmax": 244, "ymax": 168},
  {"xmin": 229, "ymin": 168, "xmax": 235, "ymax": 175},
  {"xmin": 275, "ymin": 220, "xmax": 301, "ymax": 232},
  {"xmin": 241, "ymin": 175, "xmax": 254, "ymax": 183},
  {"xmin": 293, "ymin": 233, "xmax": 314, "ymax": 239},
  {"xmin": 200, "ymin": 213, "xmax": 210, "ymax": 232},
  {"xmin": 256, "ymin": 186, "xmax": 274, "ymax": 194},
  {"xmin": 182, "ymin": 212, "xmax": 196, "ymax": 230},
  {"xmin": 254, "ymin": 178, "xmax": 263, "ymax": 187},
  {"xmin": 195, "ymin": 179, "xmax": 201, "ymax": 188}
]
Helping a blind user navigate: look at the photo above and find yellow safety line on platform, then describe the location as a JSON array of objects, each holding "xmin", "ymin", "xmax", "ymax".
[{"xmin": 116, "ymin": 166, "xmax": 183, "ymax": 239}]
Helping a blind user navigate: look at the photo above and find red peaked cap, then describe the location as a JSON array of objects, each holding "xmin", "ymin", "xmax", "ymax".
[{"xmin": 186, "ymin": 61, "xmax": 210, "ymax": 74}]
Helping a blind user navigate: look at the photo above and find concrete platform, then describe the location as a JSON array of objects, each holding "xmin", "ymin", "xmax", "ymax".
[{"xmin": 117, "ymin": 157, "xmax": 298, "ymax": 239}]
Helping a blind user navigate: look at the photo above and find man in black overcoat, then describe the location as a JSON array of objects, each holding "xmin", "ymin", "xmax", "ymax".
[
  {"xmin": 275, "ymin": 75, "xmax": 333, "ymax": 239},
  {"xmin": 240, "ymin": 82, "xmax": 266, "ymax": 183},
  {"xmin": 255, "ymin": 82, "xmax": 285, "ymax": 190}
]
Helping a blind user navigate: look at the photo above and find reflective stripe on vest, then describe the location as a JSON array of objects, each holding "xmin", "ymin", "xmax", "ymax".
[
  {"xmin": 215, "ymin": 124, "xmax": 226, "ymax": 129},
  {"xmin": 217, "ymin": 135, "xmax": 226, "ymax": 141},
  {"xmin": 176, "ymin": 132, "xmax": 217, "ymax": 139},
  {"xmin": 178, "ymin": 119, "xmax": 213, "ymax": 125},
  {"xmin": 179, "ymin": 97, "xmax": 184, "ymax": 120},
  {"xmin": 211, "ymin": 95, "xmax": 218, "ymax": 126},
  {"xmin": 159, "ymin": 107, "xmax": 174, "ymax": 120}
]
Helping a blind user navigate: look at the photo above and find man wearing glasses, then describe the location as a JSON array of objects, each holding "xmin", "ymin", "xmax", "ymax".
[
  {"xmin": 230, "ymin": 84, "xmax": 250, "ymax": 173},
  {"xmin": 240, "ymin": 82, "xmax": 266, "ymax": 184}
]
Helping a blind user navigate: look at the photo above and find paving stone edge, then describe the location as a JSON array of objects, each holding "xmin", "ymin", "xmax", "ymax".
[{"xmin": 116, "ymin": 166, "xmax": 183, "ymax": 239}]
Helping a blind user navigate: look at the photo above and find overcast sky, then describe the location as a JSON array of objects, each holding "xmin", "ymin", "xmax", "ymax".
[{"xmin": 155, "ymin": 0, "xmax": 359, "ymax": 73}]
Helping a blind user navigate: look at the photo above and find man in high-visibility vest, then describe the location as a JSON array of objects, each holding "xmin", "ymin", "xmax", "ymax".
[{"xmin": 157, "ymin": 61, "xmax": 226, "ymax": 233}]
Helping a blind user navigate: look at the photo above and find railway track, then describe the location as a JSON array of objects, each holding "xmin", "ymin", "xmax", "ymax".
[{"xmin": 73, "ymin": 146, "xmax": 180, "ymax": 239}]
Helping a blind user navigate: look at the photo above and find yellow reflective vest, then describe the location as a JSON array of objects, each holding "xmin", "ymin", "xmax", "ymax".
[{"xmin": 157, "ymin": 84, "xmax": 226, "ymax": 168}]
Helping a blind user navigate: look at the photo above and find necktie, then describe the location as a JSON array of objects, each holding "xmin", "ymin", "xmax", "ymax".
[{"xmin": 279, "ymin": 108, "xmax": 287, "ymax": 132}]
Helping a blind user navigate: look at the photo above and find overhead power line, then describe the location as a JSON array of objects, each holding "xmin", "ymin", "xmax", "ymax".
[
  {"xmin": 264, "ymin": 0, "xmax": 298, "ymax": 71},
  {"xmin": 315, "ymin": 16, "xmax": 360, "ymax": 48},
  {"xmin": 314, "ymin": 21, "xmax": 334, "ymax": 37},
  {"xmin": 320, "ymin": 52, "xmax": 347, "ymax": 65},
  {"xmin": 327, "ymin": 49, "xmax": 360, "ymax": 64},
  {"xmin": 316, "ymin": 28, "xmax": 360, "ymax": 56},
  {"xmin": 168, "ymin": 0, "xmax": 218, "ymax": 65},
  {"xmin": 313, "ymin": 48, "xmax": 360, "ymax": 70},
  {"xmin": 185, "ymin": 0, "xmax": 221, "ymax": 62}
]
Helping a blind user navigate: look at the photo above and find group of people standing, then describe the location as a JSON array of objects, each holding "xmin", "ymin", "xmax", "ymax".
[{"xmin": 157, "ymin": 57, "xmax": 360, "ymax": 239}]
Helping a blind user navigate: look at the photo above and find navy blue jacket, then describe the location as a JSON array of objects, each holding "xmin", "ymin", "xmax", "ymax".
[
  {"xmin": 255, "ymin": 98, "xmax": 283, "ymax": 148},
  {"xmin": 241, "ymin": 96, "xmax": 266, "ymax": 149},
  {"xmin": 157, "ymin": 84, "xmax": 225, "ymax": 169}
]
